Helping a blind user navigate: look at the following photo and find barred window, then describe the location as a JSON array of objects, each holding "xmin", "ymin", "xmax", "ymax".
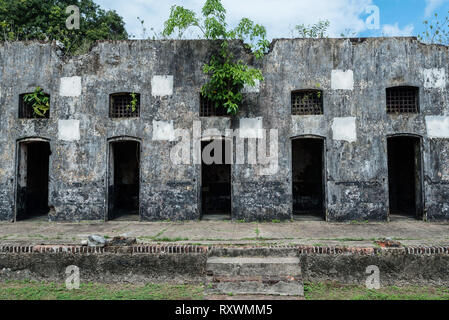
[
  {"xmin": 109, "ymin": 93, "xmax": 140, "ymax": 118},
  {"xmin": 291, "ymin": 90, "xmax": 323, "ymax": 115},
  {"xmin": 19, "ymin": 93, "xmax": 50, "ymax": 119},
  {"xmin": 386, "ymin": 87, "xmax": 419, "ymax": 114},
  {"xmin": 200, "ymin": 94, "xmax": 229, "ymax": 117}
]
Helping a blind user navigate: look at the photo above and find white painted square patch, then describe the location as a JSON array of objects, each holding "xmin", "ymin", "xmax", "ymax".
[
  {"xmin": 426, "ymin": 116, "xmax": 449, "ymax": 138},
  {"xmin": 331, "ymin": 70, "xmax": 354, "ymax": 90},
  {"xmin": 152, "ymin": 120, "xmax": 175, "ymax": 141},
  {"xmin": 151, "ymin": 75, "xmax": 174, "ymax": 97},
  {"xmin": 59, "ymin": 76, "xmax": 82, "ymax": 97},
  {"xmin": 332, "ymin": 117, "xmax": 357, "ymax": 143},
  {"xmin": 58, "ymin": 120, "xmax": 80, "ymax": 141},
  {"xmin": 421, "ymin": 68, "xmax": 446, "ymax": 89},
  {"xmin": 239, "ymin": 117, "xmax": 263, "ymax": 139},
  {"xmin": 242, "ymin": 79, "xmax": 260, "ymax": 93}
]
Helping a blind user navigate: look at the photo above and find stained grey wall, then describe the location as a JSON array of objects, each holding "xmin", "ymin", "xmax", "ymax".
[
  {"xmin": 262, "ymin": 38, "xmax": 449, "ymax": 222},
  {"xmin": 0, "ymin": 38, "xmax": 448, "ymax": 222}
]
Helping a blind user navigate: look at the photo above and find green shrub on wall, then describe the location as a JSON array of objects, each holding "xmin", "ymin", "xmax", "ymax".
[
  {"xmin": 23, "ymin": 87, "xmax": 50, "ymax": 118},
  {"xmin": 162, "ymin": 0, "xmax": 269, "ymax": 115}
]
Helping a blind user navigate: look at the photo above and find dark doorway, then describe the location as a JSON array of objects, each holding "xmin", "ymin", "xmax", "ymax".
[
  {"xmin": 108, "ymin": 141, "xmax": 140, "ymax": 220},
  {"xmin": 387, "ymin": 136, "xmax": 423, "ymax": 219},
  {"xmin": 16, "ymin": 141, "xmax": 51, "ymax": 221},
  {"xmin": 201, "ymin": 139, "xmax": 232, "ymax": 219},
  {"xmin": 292, "ymin": 138, "xmax": 325, "ymax": 219}
]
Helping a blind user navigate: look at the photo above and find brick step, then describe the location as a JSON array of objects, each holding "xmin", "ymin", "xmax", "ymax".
[{"xmin": 206, "ymin": 257, "xmax": 303, "ymax": 297}]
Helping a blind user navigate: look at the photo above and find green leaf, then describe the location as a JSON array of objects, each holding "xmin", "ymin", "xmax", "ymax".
[
  {"xmin": 23, "ymin": 87, "xmax": 50, "ymax": 118},
  {"xmin": 162, "ymin": 5, "xmax": 199, "ymax": 38},
  {"xmin": 0, "ymin": 0, "xmax": 128, "ymax": 54},
  {"xmin": 161, "ymin": 0, "xmax": 271, "ymax": 115}
]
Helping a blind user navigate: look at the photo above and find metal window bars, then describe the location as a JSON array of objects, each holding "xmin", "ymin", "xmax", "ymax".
[
  {"xmin": 199, "ymin": 94, "xmax": 229, "ymax": 117},
  {"xmin": 386, "ymin": 87, "xmax": 419, "ymax": 114},
  {"xmin": 291, "ymin": 90, "xmax": 323, "ymax": 115},
  {"xmin": 19, "ymin": 93, "xmax": 50, "ymax": 119},
  {"xmin": 109, "ymin": 93, "xmax": 140, "ymax": 118}
]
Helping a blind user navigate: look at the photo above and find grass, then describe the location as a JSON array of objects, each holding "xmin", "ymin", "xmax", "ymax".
[
  {"xmin": 155, "ymin": 237, "xmax": 189, "ymax": 242},
  {"xmin": 0, "ymin": 281, "xmax": 448, "ymax": 300},
  {"xmin": 304, "ymin": 282, "xmax": 449, "ymax": 300},
  {"xmin": 137, "ymin": 228, "xmax": 168, "ymax": 241},
  {"xmin": 349, "ymin": 220, "xmax": 370, "ymax": 224},
  {"xmin": 316, "ymin": 238, "xmax": 375, "ymax": 242},
  {"xmin": 239, "ymin": 237, "xmax": 277, "ymax": 241},
  {"xmin": 0, "ymin": 281, "xmax": 204, "ymax": 300}
]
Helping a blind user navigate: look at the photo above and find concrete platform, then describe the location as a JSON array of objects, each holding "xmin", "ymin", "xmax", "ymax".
[{"xmin": 0, "ymin": 219, "xmax": 447, "ymax": 248}]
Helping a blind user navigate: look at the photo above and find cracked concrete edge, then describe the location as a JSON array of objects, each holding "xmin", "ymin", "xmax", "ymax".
[
  {"xmin": 1, "ymin": 243, "xmax": 449, "ymax": 255},
  {"xmin": 1, "ymin": 238, "xmax": 449, "ymax": 248}
]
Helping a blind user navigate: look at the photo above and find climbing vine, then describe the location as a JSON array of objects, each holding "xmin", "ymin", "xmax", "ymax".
[
  {"xmin": 126, "ymin": 92, "xmax": 138, "ymax": 112},
  {"xmin": 23, "ymin": 87, "xmax": 50, "ymax": 118},
  {"xmin": 162, "ymin": 0, "xmax": 269, "ymax": 115}
]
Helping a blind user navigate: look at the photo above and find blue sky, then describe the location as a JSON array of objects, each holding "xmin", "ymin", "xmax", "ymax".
[
  {"xmin": 95, "ymin": 0, "xmax": 449, "ymax": 40},
  {"xmin": 369, "ymin": 0, "xmax": 449, "ymax": 36}
]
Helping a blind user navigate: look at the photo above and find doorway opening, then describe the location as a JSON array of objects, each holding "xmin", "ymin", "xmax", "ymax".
[
  {"xmin": 292, "ymin": 138, "xmax": 325, "ymax": 220},
  {"xmin": 108, "ymin": 140, "xmax": 140, "ymax": 221},
  {"xmin": 201, "ymin": 139, "xmax": 232, "ymax": 220},
  {"xmin": 16, "ymin": 140, "xmax": 51, "ymax": 221},
  {"xmin": 387, "ymin": 136, "xmax": 423, "ymax": 220}
]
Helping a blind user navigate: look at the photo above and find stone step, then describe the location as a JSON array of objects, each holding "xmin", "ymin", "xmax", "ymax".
[
  {"xmin": 207, "ymin": 257, "xmax": 301, "ymax": 277},
  {"xmin": 206, "ymin": 295, "xmax": 305, "ymax": 301},
  {"xmin": 206, "ymin": 256, "xmax": 303, "ymax": 297},
  {"xmin": 206, "ymin": 279, "xmax": 304, "ymax": 297}
]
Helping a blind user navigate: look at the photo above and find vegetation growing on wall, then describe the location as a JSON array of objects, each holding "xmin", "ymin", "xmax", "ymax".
[
  {"xmin": 127, "ymin": 92, "xmax": 138, "ymax": 113},
  {"xmin": 162, "ymin": 0, "xmax": 269, "ymax": 115},
  {"xmin": 0, "ymin": 0, "xmax": 128, "ymax": 54},
  {"xmin": 23, "ymin": 87, "xmax": 50, "ymax": 118},
  {"xmin": 418, "ymin": 12, "xmax": 449, "ymax": 45},
  {"xmin": 292, "ymin": 20, "xmax": 330, "ymax": 38}
]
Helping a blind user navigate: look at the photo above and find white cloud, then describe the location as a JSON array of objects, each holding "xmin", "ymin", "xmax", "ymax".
[
  {"xmin": 382, "ymin": 23, "xmax": 414, "ymax": 37},
  {"xmin": 96, "ymin": 0, "xmax": 375, "ymax": 39},
  {"xmin": 425, "ymin": 0, "xmax": 449, "ymax": 17}
]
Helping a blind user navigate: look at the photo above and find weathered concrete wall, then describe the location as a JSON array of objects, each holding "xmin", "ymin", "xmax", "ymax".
[
  {"xmin": 1, "ymin": 245, "xmax": 448, "ymax": 286},
  {"xmin": 0, "ymin": 249, "xmax": 207, "ymax": 284},
  {"xmin": 266, "ymin": 38, "xmax": 449, "ymax": 221},
  {"xmin": 300, "ymin": 247, "xmax": 449, "ymax": 287},
  {"xmin": 210, "ymin": 246, "xmax": 449, "ymax": 286},
  {"xmin": 0, "ymin": 38, "xmax": 448, "ymax": 222}
]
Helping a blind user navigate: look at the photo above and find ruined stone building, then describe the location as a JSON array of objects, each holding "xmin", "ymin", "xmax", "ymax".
[{"xmin": 0, "ymin": 37, "xmax": 448, "ymax": 223}]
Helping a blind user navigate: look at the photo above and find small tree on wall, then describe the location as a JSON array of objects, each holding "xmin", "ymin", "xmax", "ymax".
[
  {"xmin": 162, "ymin": 0, "xmax": 269, "ymax": 115},
  {"xmin": 418, "ymin": 12, "xmax": 449, "ymax": 45},
  {"xmin": 292, "ymin": 20, "xmax": 330, "ymax": 38}
]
